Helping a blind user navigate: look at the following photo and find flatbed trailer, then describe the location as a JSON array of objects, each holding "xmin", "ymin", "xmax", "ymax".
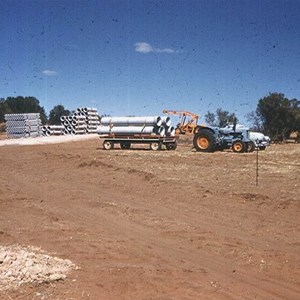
[{"xmin": 99, "ymin": 134, "xmax": 178, "ymax": 151}]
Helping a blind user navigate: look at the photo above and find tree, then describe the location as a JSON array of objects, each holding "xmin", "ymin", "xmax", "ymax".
[
  {"xmin": 48, "ymin": 105, "xmax": 70, "ymax": 125},
  {"xmin": 204, "ymin": 111, "xmax": 216, "ymax": 126},
  {"xmin": 204, "ymin": 108, "xmax": 238, "ymax": 127},
  {"xmin": 256, "ymin": 93, "xmax": 300, "ymax": 141},
  {"xmin": 246, "ymin": 111, "xmax": 263, "ymax": 131},
  {"xmin": 0, "ymin": 96, "xmax": 47, "ymax": 124}
]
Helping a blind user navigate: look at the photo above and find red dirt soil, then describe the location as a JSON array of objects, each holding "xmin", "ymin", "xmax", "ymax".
[{"xmin": 0, "ymin": 138, "xmax": 299, "ymax": 299}]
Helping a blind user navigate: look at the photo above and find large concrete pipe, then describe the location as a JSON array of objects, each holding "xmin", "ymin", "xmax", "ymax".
[
  {"xmin": 101, "ymin": 116, "xmax": 162, "ymax": 126},
  {"xmin": 83, "ymin": 107, "xmax": 97, "ymax": 113},
  {"xmin": 86, "ymin": 121, "xmax": 99, "ymax": 125},
  {"xmin": 5, "ymin": 113, "xmax": 40, "ymax": 121},
  {"xmin": 6, "ymin": 120, "xmax": 40, "ymax": 127},
  {"xmin": 87, "ymin": 129, "xmax": 97, "ymax": 133},
  {"xmin": 74, "ymin": 129, "xmax": 86, "ymax": 134},
  {"xmin": 87, "ymin": 116, "xmax": 99, "ymax": 121},
  {"xmin": 167, "ymin": 126, "xmax": 176, "ymax": 136},
  {"xmin": 161, "ymin": 116, "xmax": 171, "ymax": 127},
  {"xmin": 48, "ymin": 125, "xmax": 64, "ymax": 130},
  {"xmin": 97, "ymin": 125, "xmax": 165, "ymax": 136},
  {"xmin": 73, "ymin": 115, "xmax": 86, "ymax": 120}
]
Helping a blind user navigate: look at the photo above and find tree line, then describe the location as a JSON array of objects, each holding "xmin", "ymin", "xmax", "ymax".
[
  {"xmin": 204, "ymin": 92, "xmax": 299, "ymax": 141},
  {"xmin": 0, "ymin": 96, "xmax": 70, "ymax": 126},
  {"xmin": 1, "ymin": 93, "xmax": 300, "ymax": 141}
]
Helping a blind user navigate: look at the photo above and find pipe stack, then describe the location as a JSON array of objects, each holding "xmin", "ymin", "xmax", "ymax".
[
  {"xmin": 4, "ymin": 113, "xmax": 42, "ymax": 139},
  {"xmin": 41, "ymin": 125, "xmax": 65, "ymax": 136},
  {"xmin": 59, "ymin": 115, "xmax": 87, "ymax": 135},
  {"xmin": 42, "ymin": 107, "xmax": 100, "ymax": 136},
  {"xmin": 75, "ymin": 107, "xmax": 100, "ymax": 134},
  {"xmin": 97, "ymin": 116, "xmax": 175, "ymax": 137},
  {"xmin": 160, "ymin": 116, "xmax": 176, "ymax": 137}
]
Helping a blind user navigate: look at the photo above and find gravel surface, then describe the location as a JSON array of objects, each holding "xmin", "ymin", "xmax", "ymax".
[
  {"xmin": 0, "ymin": 245, "xmax": 76, "ymax": 291},
  {"xmin": 0, "ymin": 134, "xmax": 98, "ymax": 146}
]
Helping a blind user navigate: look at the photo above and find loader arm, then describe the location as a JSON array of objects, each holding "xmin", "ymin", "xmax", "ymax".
[{"xmin": 163, "ymin": 110, "xmax": 199, "ymax": 134}]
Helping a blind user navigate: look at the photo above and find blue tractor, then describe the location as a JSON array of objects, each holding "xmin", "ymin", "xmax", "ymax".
[
  {"xmin": 162, "ymin": 110, "xmax": 254, "ymax": 153},
  {"xmin": 193, "ymin": 123, "xmax": 254, "ymax": 153}
]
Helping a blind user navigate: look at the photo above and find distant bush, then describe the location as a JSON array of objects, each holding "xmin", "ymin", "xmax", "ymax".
[
  {"xmin": 0, "ymin": 123, "xmax": 5, "ymax": 133},
  {"xmin": 0, "ymin": 96, "xmax": 47, "ymax": 124}
]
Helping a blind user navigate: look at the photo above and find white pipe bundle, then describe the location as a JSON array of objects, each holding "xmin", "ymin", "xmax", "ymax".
[
  {"xmin": 97, "ymin": 125, "xmax": 165, "ymax": 136},
  {"xmin": 101, "ymin": 116, "xmax": 162, "ymax": 127},
  {"xmin": 83, "ymin": 107, "xmax": 97, "ymax": 113},
  {"xmin": 4, "ymin": 113, "xmax": 40, "ymax": 121},
  {"xmin": 6, "ymin": 120, "xmax": 40, "ymax": 127},
  {"xmin": 5, "ymin": 113, "xmax": 42, "ymax": 138},
  {"xmin": 160, "ymin": 116, "xmax": 171, "ymax": 127},
  {"xmin": 42, "ymin": 125, "xmax": 65, "ymax": 136},
  {"xmin": 166, "ymin": 126, "xmax": 176, "ymax": 137},
  {"xmin": 50, "ymin": 108, "xmax": 99, "ymax": 136}
]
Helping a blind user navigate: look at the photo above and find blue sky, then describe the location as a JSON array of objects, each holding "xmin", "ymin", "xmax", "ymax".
[{"xmin": 1, "ymin": 0, "xmax": 299, "ymax": 124}]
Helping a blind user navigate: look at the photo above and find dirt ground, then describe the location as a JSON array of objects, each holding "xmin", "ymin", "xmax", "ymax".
[{"xmin": 0, "ymin": 137, "xmax": 299, "ymax": 299}]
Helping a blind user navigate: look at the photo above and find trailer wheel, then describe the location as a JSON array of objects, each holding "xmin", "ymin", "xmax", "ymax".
[
  {"xmin": 120, "ymin": 142, "xmax": 131, "ymax": 149},
  {"xmin": 259, "ymin": 146, "xmax": 266, "ymax": 150},
  {"xmin": 193, "ymin": 129, "xmax": 216, "ymax": 152},
  {"xmin": 103, "ymin": 141, "xmax": 114, "ymax": 150},
  {"xmin": 247, "ymin": 141, "xmax": 255, "ymax": 152},
  {"xmin": 150, "ymin": 142, "xmax": 162, "ymax": 151},
  {"xmin": 232, "ymin": 140, "xmax": 246, "ymax": 153},
  {"xmin": 166, "ymin": 142, "xmax": 177, "ymax": 150}
]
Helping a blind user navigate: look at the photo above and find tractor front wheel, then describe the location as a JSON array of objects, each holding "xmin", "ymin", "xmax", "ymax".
[
  {"xmin": 232, "ymin": 140, "xmax": 246, "ymax": 153},
  {"xmin": 247, "ymin": 141, "xmax": 255, "ymax": 152}
]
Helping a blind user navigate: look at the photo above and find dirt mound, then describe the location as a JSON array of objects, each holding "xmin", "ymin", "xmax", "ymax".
[{"xmin": 0, "ymin": 244, "xmax": 76, "ymax": 291}]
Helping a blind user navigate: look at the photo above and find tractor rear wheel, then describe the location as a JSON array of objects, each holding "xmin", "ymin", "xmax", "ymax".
[
  {"xmin": 232, "ymin": 140, "xmax": 246, "ymax": 153},
  {"xmin": 193, "ymin": 129, "xmax": 216, "ymax": 152}
]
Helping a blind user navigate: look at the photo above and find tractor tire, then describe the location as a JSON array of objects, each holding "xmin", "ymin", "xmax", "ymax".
[
  {"xmin": 247, "ymin": 141, "xmax": 255, "ymax": 152},
  {"xmin": 232, "ymin": 140, "xmax": 246, "ymax": 153},
  {"xmin": 120, "ymin": 142, "xmax": 131, "ymax": 149},
  {"xmin": 193, "ymin": 129, "xmax": 216, "ymax": 152}
]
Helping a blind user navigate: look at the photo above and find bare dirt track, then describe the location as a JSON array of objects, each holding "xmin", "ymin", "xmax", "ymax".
[{"xmin": 0, "ymin": 137, "xmax": 299, "ymax": 299}]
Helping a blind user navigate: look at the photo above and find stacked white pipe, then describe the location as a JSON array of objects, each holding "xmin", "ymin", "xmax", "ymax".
[
  {"xmin": 41, "ymin": 125, "xmax": 65, "ymax": 136},
  {"xmin": 75, "ymin": 107, "xmax": 99, "ymax": 134},
  {"xmin": 42, "ymin": 107, "xmax": 100, "ymax": 136},
  {"xmin": 5, "ymin": 113, "xmax": 42, "ymax": 139},
  {"xmin": 97, "ymin": 116, "xmax": 175, "ymax": 137}
]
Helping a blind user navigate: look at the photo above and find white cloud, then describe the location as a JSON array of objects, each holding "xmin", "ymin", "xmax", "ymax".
[
  {"xmin": 135, "ymin": 42, "xmax": 154, "ymax": 53},
  {"xmin": 134, "ymin": 42, "xmax": 175, "ymax": 54},
  {"xmin": 155, "ymin": 48, "xmax": 175, "ymax": 53},
  {"xmin": 42, "ymin": 70, "xmax": 58, "ymax": 76}
]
